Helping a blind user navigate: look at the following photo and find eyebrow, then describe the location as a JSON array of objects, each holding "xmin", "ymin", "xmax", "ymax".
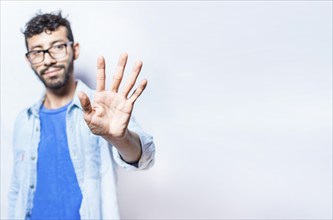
[{"xmin": 29, "ymin": 40, "xmax": 66, "ymax": 51}]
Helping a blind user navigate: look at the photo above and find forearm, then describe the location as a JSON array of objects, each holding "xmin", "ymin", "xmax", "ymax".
[{"xmin": 103, "ymin": 129, "xmax": 142, "ymax": 163}]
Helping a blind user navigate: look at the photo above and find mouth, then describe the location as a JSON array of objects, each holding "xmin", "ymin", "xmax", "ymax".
[{"xmin": 42, "ymin": 67, "xmax": 63, "ymax": 77}]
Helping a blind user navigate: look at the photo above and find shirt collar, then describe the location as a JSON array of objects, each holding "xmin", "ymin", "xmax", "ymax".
[
  {"xmin": 71, "ymin": 79, "xmax": 88, "ymax": 111},
  {"xmin": 27, "ymin": 79, "xmax": 90, "ymax": 117},
  {"xmin": 27, "ymin": 93, "xmax": 45, "ymax": 117}
]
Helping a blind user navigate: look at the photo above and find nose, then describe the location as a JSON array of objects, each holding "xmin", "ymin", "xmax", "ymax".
[{"xmin": 43, "ymin": 52, "xmax": 56, "ymax": 66}]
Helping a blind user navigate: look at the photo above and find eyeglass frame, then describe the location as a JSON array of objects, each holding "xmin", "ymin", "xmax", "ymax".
[{"xmin": 25, "ymin": 41, "xmax": 74, "ymax": 64}]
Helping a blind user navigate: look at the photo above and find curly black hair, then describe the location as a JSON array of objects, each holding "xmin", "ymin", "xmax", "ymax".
[{"xmin": 23, "ymin": 11, "xmax": 74, "ymax": 49}]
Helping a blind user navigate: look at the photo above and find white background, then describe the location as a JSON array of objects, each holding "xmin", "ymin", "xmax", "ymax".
[{"xmin": 1, "ymin": 1, "xmax": 332, "ymax": 219}]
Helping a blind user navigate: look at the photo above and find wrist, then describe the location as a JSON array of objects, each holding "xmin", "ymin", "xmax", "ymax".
[
  {"xmin": 103, "ymin": 129, "xmax": 142, "ymax": 163},
  {"xmin": 102, "ymin": 129, "xmax": 130, "ymax": 145}
]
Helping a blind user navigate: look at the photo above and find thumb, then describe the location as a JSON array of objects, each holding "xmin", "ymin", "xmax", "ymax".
[{"xmin": 78, "ymin": 91, "xmax": 92, "ymax": 114}]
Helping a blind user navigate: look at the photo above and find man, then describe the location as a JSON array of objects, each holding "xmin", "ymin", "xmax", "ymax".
[{"xmin": 8, "ymin": 11, "xmax": 155, "ymax": 219}]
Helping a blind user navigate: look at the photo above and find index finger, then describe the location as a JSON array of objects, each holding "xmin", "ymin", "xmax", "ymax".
[{"xmin": 96, "ymin": 56, "xmax": 106, "ymax": 92}]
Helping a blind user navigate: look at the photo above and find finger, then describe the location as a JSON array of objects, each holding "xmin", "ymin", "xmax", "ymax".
[
  {"xmin": 78, "ymin": 91, "xmax": 93, "ymax": 115},
  {"xmin": 96, "ymin": 56, "xmax": 106, "ymax": 92},
  {"xmin": 110, "ymin": 52, "xmax": 128, "ymax": 92},
  {"xmin": 122, "ymin": 60, "xmax": 143, "ymax": 97},
  {"xmin": 128, "ymin": 79, "xmax": 147, "ymax": 104}
]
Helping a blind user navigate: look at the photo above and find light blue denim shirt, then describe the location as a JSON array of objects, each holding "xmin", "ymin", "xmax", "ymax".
[{"xmin": 8, "ymin": 80, "xmax": 155, "ymax": 220}]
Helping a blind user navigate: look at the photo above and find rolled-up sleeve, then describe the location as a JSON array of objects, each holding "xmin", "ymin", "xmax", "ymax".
[{"xmin": 112, "ymin": 116, "xmax": 155, "ymax": 170}]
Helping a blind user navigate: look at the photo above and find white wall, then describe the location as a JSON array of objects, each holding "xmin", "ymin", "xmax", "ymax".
[{"xmin": 1, "ymin": 1, "xmax": 332, "ymax": 219}]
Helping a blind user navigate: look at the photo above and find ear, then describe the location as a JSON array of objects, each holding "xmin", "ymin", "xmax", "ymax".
[{"xmin": 73, "ymin": 42, "xmax": 80, "ymax": 60}]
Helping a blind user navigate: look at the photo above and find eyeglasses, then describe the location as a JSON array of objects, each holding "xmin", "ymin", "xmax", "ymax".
[{"xmin": 26, "ymin": 41, "xmax": 73, "ymax": 64}]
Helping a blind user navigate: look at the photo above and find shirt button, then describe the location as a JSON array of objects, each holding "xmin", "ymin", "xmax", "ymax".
[
  {"xmin": 36, "ymin": 127, "xmax": 39, "ymax": 132},
  {"xmin": 30, "ymin": 185, "xmax": 34, "ymax": 189},
  {"xmin": 26, "ymin": 212, "xmax": 31, "ymax": 218},
  {"xmin": 31, "ymin": 156, "xmax": 35, "ymax": 161}
]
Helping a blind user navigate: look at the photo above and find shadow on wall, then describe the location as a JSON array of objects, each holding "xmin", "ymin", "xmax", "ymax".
[{"xmin": 75, "ymin": 68, "xmax": 96, "ymax": 89}]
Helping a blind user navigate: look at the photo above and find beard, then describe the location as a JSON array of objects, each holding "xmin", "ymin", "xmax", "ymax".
[{"xmin": 33, "ymin": 61, "xmax": 74, "ymax": 90}]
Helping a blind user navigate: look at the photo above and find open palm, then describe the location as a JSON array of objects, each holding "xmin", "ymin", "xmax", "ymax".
[{"xmin": 78, "ymin": 53, "xmax": 147, "ymax": 141}]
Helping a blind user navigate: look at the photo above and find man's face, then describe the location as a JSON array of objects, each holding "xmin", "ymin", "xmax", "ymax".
[{"xmin": 26, "ymin": 26, "xmax": 78, "ymax": 90}]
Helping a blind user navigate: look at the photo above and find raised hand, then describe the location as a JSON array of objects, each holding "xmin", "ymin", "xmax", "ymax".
[{"xmin": 78, "ymin": 53, "xmax": 147, "ymax": 143}]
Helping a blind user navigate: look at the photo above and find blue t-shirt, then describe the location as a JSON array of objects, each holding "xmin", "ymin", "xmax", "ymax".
[{"xmin": 31, "ymin": 102, "xmax": 82, "ymax": 220}]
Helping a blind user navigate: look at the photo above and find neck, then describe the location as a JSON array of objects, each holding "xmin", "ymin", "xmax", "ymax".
[{"xmin": 43, "ymin": 77, "xmax": 77, "ymax": 109}]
